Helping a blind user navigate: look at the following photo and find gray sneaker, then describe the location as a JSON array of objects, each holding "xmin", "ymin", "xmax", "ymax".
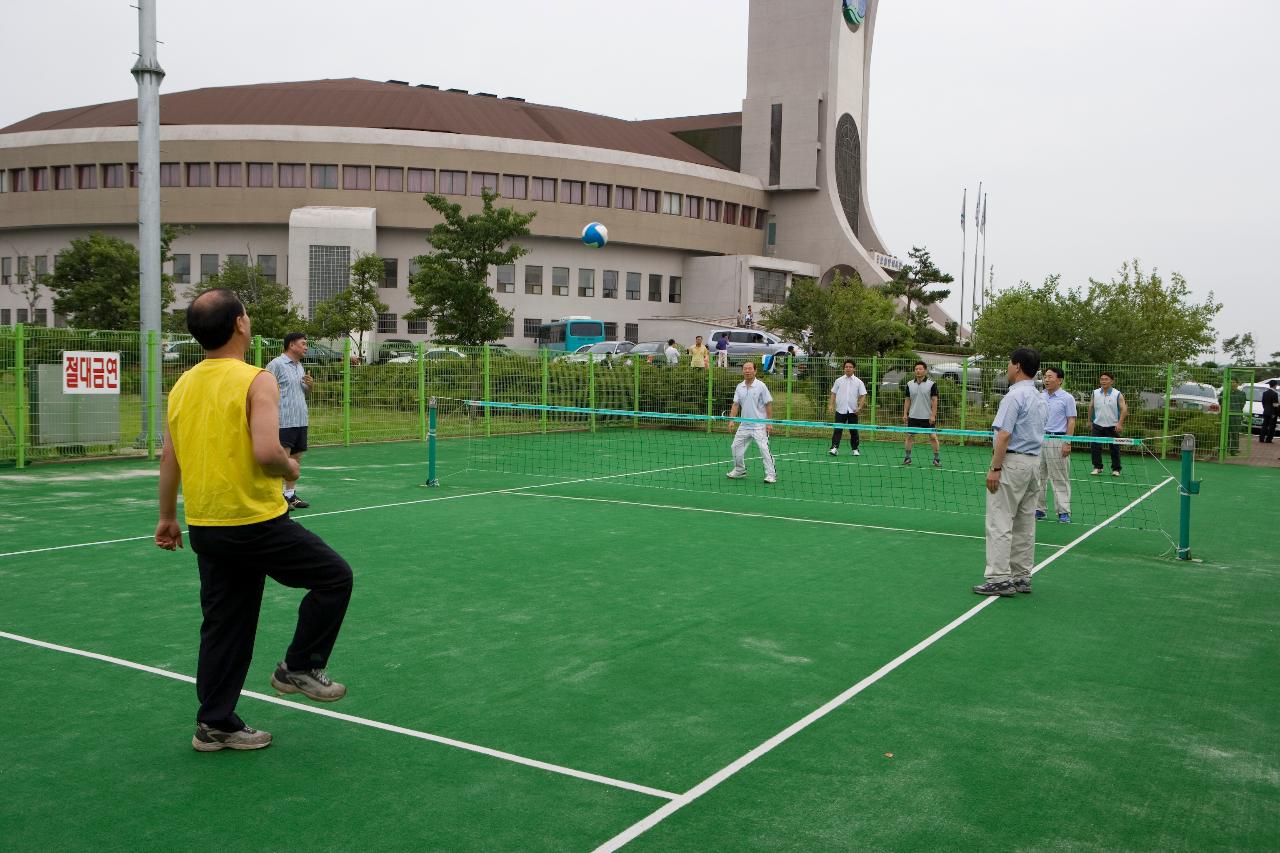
[
  {"xmin": 271, "ymin": 663, "xmax": 347, "ymax": 702},
  {"xmin": 972, "ymin": 580, "xmax": 1016, "ymax": 597},
  {"xmin": 1013, "ymin": 577, "xmax": 1032, "ymax": 594},
  {"xmin": 192, "ymin": 722, "xmax": 272, "ymax": 752}
]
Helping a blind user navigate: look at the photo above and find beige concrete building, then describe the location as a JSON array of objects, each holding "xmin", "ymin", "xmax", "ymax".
[{"xmin": 0, "ymin": 0, "xmax": 937, "ymax": 347}]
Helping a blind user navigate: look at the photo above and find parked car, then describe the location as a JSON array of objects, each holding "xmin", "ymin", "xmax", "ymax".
[
  {"xmin": 627, "ymin": 341, "xmax": 677, "ymax": 364},
  {"xmin": 560, "ymin": 340, "xmax": 635, "ymax": 364},
  {"xmin": 1229, "ymin": 380, "xmax": 1280, "ymax": 433},
  {"xmin": 707, "ymin": 328, "xmax": 806, "ymax": 359},
  {"xmin": 375, "ymin": 339, "xmax": 416, "ymax": 363},
  {"xmin": 162, "ymin": 337, "xmax": 195, "ymax": 362},
  {"xmin": 301, "ymin": 342, "xmax": 345, "ymax": 365},
  {"xmin": 386, "ymin": 347, "xmax": 467, "ymax": 363},
  {"xmin": 1167, "ymin": 382, "xmax": 1221, "ymax": 413}
]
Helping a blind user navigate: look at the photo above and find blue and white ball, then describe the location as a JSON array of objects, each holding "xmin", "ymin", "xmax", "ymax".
[{"xmin": 582, "ymin": 222, "xmax": 609, "ymax": 248}]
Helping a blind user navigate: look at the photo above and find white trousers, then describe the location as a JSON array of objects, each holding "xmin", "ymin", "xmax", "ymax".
[
  {"xmin": 731, "ymin": 426, "xmax": 776, "ymax": 477},
  {"xmin": 1036, "ymin": 438, "xmax": 1072, "ymax": 514},
  {"xmin": 985, "ymin": 453, "xmax": 1041, "ymax": 583},
  {"xmin": 716, "ymin": 350, "xmax": 729, "ymax": 367}
]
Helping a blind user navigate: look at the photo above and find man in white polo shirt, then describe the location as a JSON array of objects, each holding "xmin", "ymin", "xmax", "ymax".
[
  {"xmin": 828, "ymin": 359, "xmax": 867, "ymax": 457},
  {"xmin": 726, "ymin": 360, "xmax": 776, "ymax": 484},
  {"xmin": 1036, "ymin": 366, "xmax": 1077, "ymax": 523},
  {"xmin": 1087, "ymin": 371, "xmax": 1128, "ymax": 476}
]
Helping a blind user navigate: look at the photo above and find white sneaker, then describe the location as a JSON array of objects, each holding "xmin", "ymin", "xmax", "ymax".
[
  {"xmin": 726, "ymin": 470, "xmax": 746, "ymax": 479},
  {"xmin": 1111, "ymin": 470, "xmax": 1121, "ymax": 477},
  {"xmin": 852, "ymin": 449, "xmax": 861, "ymax": 457},
  {"xmin": 828, "ymin": 447, "xmax": 838, "ymax": 456},
  {"xmin": 1090, "ymin": 468, "xmax": 1102, "ymax": 475},
  {"xmin": 764, "ymin": 474, "xmax": 777, "ymax": 484}
]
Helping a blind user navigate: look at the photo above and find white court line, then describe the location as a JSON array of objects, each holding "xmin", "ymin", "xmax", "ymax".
[
  {"xmin": 593, "ymin": 475, "xmax": 1176, "ymax": 851},
  {"xmin": 0, "ymin": 630, "xmax": 677, "ymax": 801},
  {"xmin": 0, "ymin": 534, "xmax": 157, "ymax": 559},
  {"xmin": 507, "ymin": 492, "xmax": 1064, "ymax": 549}
]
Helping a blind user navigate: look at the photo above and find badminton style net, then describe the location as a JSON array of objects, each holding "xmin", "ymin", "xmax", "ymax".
[{"xmin": 440, "ymin": 400, "xmax": 1177, "ymax": 532}]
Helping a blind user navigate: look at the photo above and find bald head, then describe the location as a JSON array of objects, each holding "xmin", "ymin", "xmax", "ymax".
[{"xmin": 187, "ymin": 288, "xmax": 246, "ymax": 350}]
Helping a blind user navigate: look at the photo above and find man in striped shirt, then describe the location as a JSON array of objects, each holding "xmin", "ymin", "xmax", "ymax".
[{"xmin": 267, "ymin": 333, "xmax": 313, "ymax": 509}]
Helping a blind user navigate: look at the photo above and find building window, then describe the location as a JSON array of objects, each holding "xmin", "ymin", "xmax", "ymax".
[
  {"xmin": 603, "ymin": 321, "xmax": 618, "ymax": 340},
  {"xmin": 279, "ymin": 163, "xmax": 306, "ymax": 188},
  {"xmin": 669, "ymin": 276, "xmax": 682, "ymax": 304},
  {"xmin": 640, "ymin": 189, "xmax": 659, "ymax": 213},
  {"xmin": 525, "ymin": 265, "xmax": 543, "ymax": 295},
  {"xmin": 705, "ymin": 199, "xmax": 721, "ymax": 222},
  {"xmin": 17, "ymin": 309, "xmax": 29, "ymax": 324},
  {"xmin": 741, "ymin": 205, "xmax": 755, "ymax": 227},
  {"xmin": 0, "ymin": 309, "xmax": 9, "ymax": 325},
  {"xmin": 159, "ymin": 163, "xmax": 181, "ymax": 187},
  {"xmin": 602, "ymin": 270, "xmax": 618, "ymax": 299},
  {"xmin": 34, "ymin": 308, "xmax": 48, "ymax": 327},
  {"xmin": 200, "ymin": 254, "xmax": 219, "ymax": 282},
  {"xmin": 662, "ymin": 192, "xmax": 682, "ymax": 215},
  {"xmin": 578, "ymin": 268, "xmax": 594, "ymax": 297},
  {"xmin": 170, "ymin": 254, "xmax": 190, "ymax": 284},
  {"xmin": 614, "ymin": 186, "xmax": 636, "ymax": 210},
  {"xmin": 685, "ymin": 196, "xmax": 702, "ymax": 218},
  {"xmin": 52, "ymin": 166, "xmax": 72, "ymax": 190},
  {"xmin": 496, "ymin": 264, "xmax": 515, "ymax": 293},
  {"xmin": 648, "ymin": 274, "xmax": 662, "ymax": 302},
  {"xmin": 380, "ymin": 258, "xmax": 398, "ymax": 288},
  {"xmin": 523, "ymin": 318, "xmax": 542, "ymax": 339},
  {"xmin": 128, "ymin": 163, "xmax": 140, "ymax": 188},
  {"xmin": 502, "ymin": 318, "xmax": 515, "ymax": 338},
  {"xmin": 625, "ymin": 272, "xmax": 641, "ymax": 300},
  {"xmin": 552, "ymin": 266, "xmax": 570, "ymax": 296},
  {"xmin": 439, "ymin": 170, "xmax": 466, "ymax": 195},
  {"xmin": 375, "ymin": 166, "xmax": 403, "ymax": 191},
  {"xmin": 10, "ymin": 169, "xmax": 28, "ymax": 192},
  {"xmin": 470, "ymin": 172, "xmax": 498, "ymax": 195},
  {"xmin": 259, "ymin": 255, "xmax": 277, "ymax": 282},
  {"xmin": 531, "ymin": 177, "xmax": 556, "ymax": 202},
  {"xmin": 561, "ymin": 180, "xmax": 584, "ymax": 205},
  {"xmin": 34, "ymin": 255, "xmax": 48, "ymax": 277},
  {"xmin": 377, "ymin": 312, "xmax": 398, "ymax": 334},
  {"xmin": 1, "ymin": 257, "xmax": 10, "ymax": 285},
  {"xmin": 248, "ymin": 163, "xmax": 273, "ymax": 187},
  {"xmin": 78, "ymin": 164, "xmax": 99, "ymax": 189},
  {"xmin": 29, "ymin": 168, "xmax": 49, "ymax": 191},
  {"xmin": 753, "ymin": 269, "xmax": 788, "ymax": 304},
  {"xmin": 311, "ymin": 164, "xmax": 338, "ymax": 189},
  {"xmin": 186, "ymin": 163, "xmax": 211, "ymax": 187},
  {"xmin": 407, "ymin": 168, "xmax": 435, "ymax": 193},
  {"xmin": 769, "ymin": 103, "xmax": 783, "ymax": 186},
  {"xmin": 100, "ymin": 164, "xmax": 124, "ymax": 188},
  {"xmin": 624, "ymin": 323, "xmax": 639, "ymax": 343},
  {"xmin": 589, "ymin": 183, "xmax": 610, "ymax": 207},
  {"xmin": 308, "ymin": 245, "xmax": 351, "ymax": 315},
  {"xmin": 500, "ymin": 174, "xmax": 527, "ymax": 199},
  {"xmin": 227, "ymin": 254, "xmax": 248, "ymax": 268},
  {"xmin": 408, "ymin": 318, "xmax": 430, "ymax": 335},
  {"xmin": 216, "ymin": 163, "xmax": 242, "ymax": 187},
  {"xmin": 17, "ymin": 256, "xmax": 29, "ymax": 281},
  {"xmin": 756, "ymin": 209, "xmax": 768, "ymax": 229},
  {"xmin": 723, "ymin": 202, "xmax": 739, "ymax": 225},
  {"xmin": 342, "ymin": 165, "xmax": 371, "ymax": 190}
]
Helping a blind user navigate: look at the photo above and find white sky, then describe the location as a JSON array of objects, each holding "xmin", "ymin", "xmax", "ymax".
[{"xmin": 4, "ymin": 1, "xmax": 1277, "ymax": 360}]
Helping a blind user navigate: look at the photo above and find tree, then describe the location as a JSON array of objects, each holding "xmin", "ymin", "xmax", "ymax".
[
  {"xmin": 408, "ymin": 189, "xmax": 534, "ymax": 345},
  {"xmin": 190, "ymin": 257, "xmax": 307, "ymax": 340},
  {"xmin": 763, "ymin": 273, "xmax": 911, "ymax": 358},
  {"xmin": 46, "ymin": 228, "xmax": 181, "ymax": 330},
  {"xmin": 1221, "ymin": 333, "xmax": 1257, "ymax": 366},
  {"xmin": 6, "ymin": 250, "xmax": 50, "ymax": 323},
  {"xmin": 883, "ymin": 246, "xmax": 953, "ymax": 330},
  {"xmin": 971, "ymin": 261, "xmax": 1220, "ymax": 364},
  {"xmin": 310, "ymin": 253, "xmax": 388, "ymax": 362}
]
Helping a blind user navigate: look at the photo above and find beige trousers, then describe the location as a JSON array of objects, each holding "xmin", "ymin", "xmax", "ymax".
[
  {"xmin": 985, "ymin": 453, "xmax": 1041, "ymax": 583},
  {"xmin": 1036, "ymin": 438, "xmax": 1072, "ymax": 515}
]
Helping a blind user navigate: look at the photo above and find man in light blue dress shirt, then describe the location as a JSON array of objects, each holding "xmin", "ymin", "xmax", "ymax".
[
  {"xmin": 266, "ymin": 332, "xmax": 313, "ymax": 510},
  {"xmin": 974, "ymin": 348, "xmax": 1048, "ymax": 597},
  {"xmin": 1036, "ymin": 366, "xmax": 1077, "ymax": 523}
]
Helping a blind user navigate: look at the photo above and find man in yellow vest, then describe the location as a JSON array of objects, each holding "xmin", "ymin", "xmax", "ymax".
[{"xmin": 156, "ymin": 289, "xmax": 353, "ymax": 752}]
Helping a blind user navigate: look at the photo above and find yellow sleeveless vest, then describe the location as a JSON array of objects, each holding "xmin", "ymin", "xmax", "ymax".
[{"xmin": 167, "ymin": 358, "xmax": 288, "ymax": 526}]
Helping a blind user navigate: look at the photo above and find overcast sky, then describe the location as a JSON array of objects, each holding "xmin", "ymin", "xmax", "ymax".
[{"xmin": 4, "ymin": 1, "xmax": 1276, "ymax": 360}]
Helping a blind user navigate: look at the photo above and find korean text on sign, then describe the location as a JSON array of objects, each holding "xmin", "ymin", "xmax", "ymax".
[{"xmin": 62, "ymin": 351, "xmax": 121, "ymax": 395}]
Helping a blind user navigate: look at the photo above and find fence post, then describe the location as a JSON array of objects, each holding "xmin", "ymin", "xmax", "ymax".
[
  {"xmin": 960, "ymin": 359, "xmax": 970, "ymax": 432},
  {"xmin": 1178, "ymin": 433, "xmax": 1200, "ymax": 560},
  {"xmin": 540, "ymin": 347, "xmax": 549, "ymax": 434},
  {"xmin": 342, "ymin": 337, "xmax": 351, "ymax": 447},
  {"xmin": 1218, "ymin": 366, "xmax": 1231, "ymax": 462},
  {"xmin": 1160, "ymin": 363, "xmax": 1173, "ymax": 458},
  {"xmin": 705, "ymin": 358, "xmax": 714, "ymax": 433},
  {"xmin": 785, "ymin": 356, "xmax": 793, "ymax": 436},
  {"xmin": 14, "ymin": 323, "xmax": 26, "ymax": 469},
  {"xmin": 868, "ymin": 356, "xmax": 879, "ymax": 426},
  {"xmin": 588, "ymin": 353, "xmax": 596, "ymax": 433},
  {"xmin": 146, "ymin": 329, "xmax": 158, "ymax": 460},
  {"xmin": 426, "ymin": 397, "xmax": 440, "ymax": 487},
  {"xmin": 483, "ymin": 344, "xmax": 491, "ymax": 438},
  {"xmin": 252, "ymin": 335, "xmax": 263, "ymax": 368},
  {"xmin": 417, "ymin": 342, "xmax": 426, "ymax": 443},
  {"xmin": 632, "ymin": 354, "xmax": 640, "ymax": 428}
]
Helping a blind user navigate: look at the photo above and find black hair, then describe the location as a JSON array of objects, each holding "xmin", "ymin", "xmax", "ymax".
[
  {"xmin": 1270, "ymin": 380, "xmax": 1278, "ymax": 388},
  {"xmin": 283, "ymin": 331, "xmax": 307, "ymax": 350},
  {"xmin": 1010, "ymin": 347, "xmax": 1041, "ymax": 379},
  {"xmin": 1043, "ymin": 365, "xmax": 1065, "ymax": 380},
  {"xmin": 1099, "ymin": 370, "xmax": 1115, "ymax": 380},
  {"xmin": 187, "ymin": 288, "xmax": 244, "ymax": 350},
  {"xmin": 844, "ymin": 359, "xmax": 856, "ymax": 368},
  {"xmin": 914, "ymin": 360, "xmax": 928, "ymax": 370},
  {"xmin": 667, "ymin": 338, "xmax": 676, "ymax": 345}
]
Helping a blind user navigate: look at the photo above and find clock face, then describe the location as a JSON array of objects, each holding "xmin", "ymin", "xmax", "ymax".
[{"xmin": 841, "ymin": 0, "xmax": 867, "ymax": 29}]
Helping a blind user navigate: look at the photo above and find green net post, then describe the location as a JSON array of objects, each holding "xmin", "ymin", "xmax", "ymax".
[
  {"xmin": 1178, "ymin": 433, "xmax": 1200, "ymax": 560},
  {"xmin": 632, "ymin": 354, "xmax": 640, "ymax": 429},
  {"xmin": 588, "ymin": 353, "xmax": 597, "ymax": 433},
  {"xmin": 146, "ymin": 329, "xmax": 158, "ymax": 460},
  {"xmin": 960, "ymin": 359, "xmax": 970, "ymax": 432},
  {"xmin": 426, "ymin": 396, "xmax": 440, "ymax": 487},
  {"xmin": 417, "ymin": 342, "xmax": 427, "ymax": 442},
  {"xmin": 1218, "ymin": 366, "xmax": 1231, "ymax": 462},
  {"xmin": 868, "ymin": 356, "xmax": 879, "ymax": 426},
  {"xmin": 14, "ymin": 323, "xmax": 26, "ymax": 469},
  {"xmin": 342, "ymin": 337, "xmax": 351, "ymax": 447},
  {"xmin": 705, "ymin": 359, "xmax": 714, "ymax": 433},
  {"xmin": 252, "ymin": 335, "xmax": 263, "ymax": 368},
  {"xmin": 784, "ymin": 356, "xmax": 793, "ymax": 436},
  {"xmin": 1160, "ymin": 363, "xmax": 1174, "ymax": 458},
  {"xmin": 540, "ymin": 347, "xmax": 549, "ymax": 434},
  {"xmin": 483, "ymin": 344, "xmax": 492, "ymax": 438}
]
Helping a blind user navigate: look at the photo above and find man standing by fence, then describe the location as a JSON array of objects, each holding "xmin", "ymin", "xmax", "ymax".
[
  {"xmin": 689, "ymin": 335, "xmax": 709, "ymax": 369},
  {"xmin": 903, "ymin": 361, "xmax": 941, "ymax": 468},
  {"xmin": 1261, "ymin": 380, "xmax": 1279, "ymax": 444},
  {"xmin": 715, "ymin": 334, "xmax": 729, "ymax": 368},
  {"xmin": 1036, "ymin": 366, "xmax": 1076, "ymax": 523},
  {"xmin": 1087, "ymin": 371, "xmax": 1127, "ymax": 476},
  {"xmin": 267, "ymin": 332, "xmax": 313, "ymax": 509},
  {"xmin": 828, "ymin": 359, "xmax": 867, "ymax": 457}
]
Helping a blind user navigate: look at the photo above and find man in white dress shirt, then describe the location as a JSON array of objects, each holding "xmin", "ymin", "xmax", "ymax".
[{"xmin": 828, "ymin": 360, "xmax": 868, "ymax": 457}]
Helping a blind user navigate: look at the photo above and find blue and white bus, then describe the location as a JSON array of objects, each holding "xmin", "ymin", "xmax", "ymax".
[{"xmin": 537, "ymin": 317, "xmax": 606, "ymax": 352}]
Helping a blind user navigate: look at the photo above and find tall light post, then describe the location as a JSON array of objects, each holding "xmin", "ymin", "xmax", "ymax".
[{"xmin": 132, "ymin": 0, "xmax": 164, "ymax": 447}]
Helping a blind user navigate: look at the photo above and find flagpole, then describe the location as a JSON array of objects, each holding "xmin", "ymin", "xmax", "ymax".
[
  {"xmin": 979, "ymin": 192, "xmax": 988, "ymax": 311},
  {"xmin": 959, "ymin": 188, "xmax": 967, "ymax": 344},
  {"xmin": 971, "ymin": 182, "xmax": 982, "ymax": 338}
]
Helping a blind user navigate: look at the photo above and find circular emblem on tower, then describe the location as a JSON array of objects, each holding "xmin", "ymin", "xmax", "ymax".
[{"xmin": 842, "ymin": 0, "xmax": 868, "ymax": 30}]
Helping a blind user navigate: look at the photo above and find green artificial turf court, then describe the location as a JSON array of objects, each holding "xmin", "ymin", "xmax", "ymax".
[{"xmin": 0, "ymin": 435, "xmax": 1276, "ymax": 851}]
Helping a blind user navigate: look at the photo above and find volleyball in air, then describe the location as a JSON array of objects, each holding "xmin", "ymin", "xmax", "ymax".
[{"xmin": 581, "ymin": 222, "xmax": 609, "ymax": 248}]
